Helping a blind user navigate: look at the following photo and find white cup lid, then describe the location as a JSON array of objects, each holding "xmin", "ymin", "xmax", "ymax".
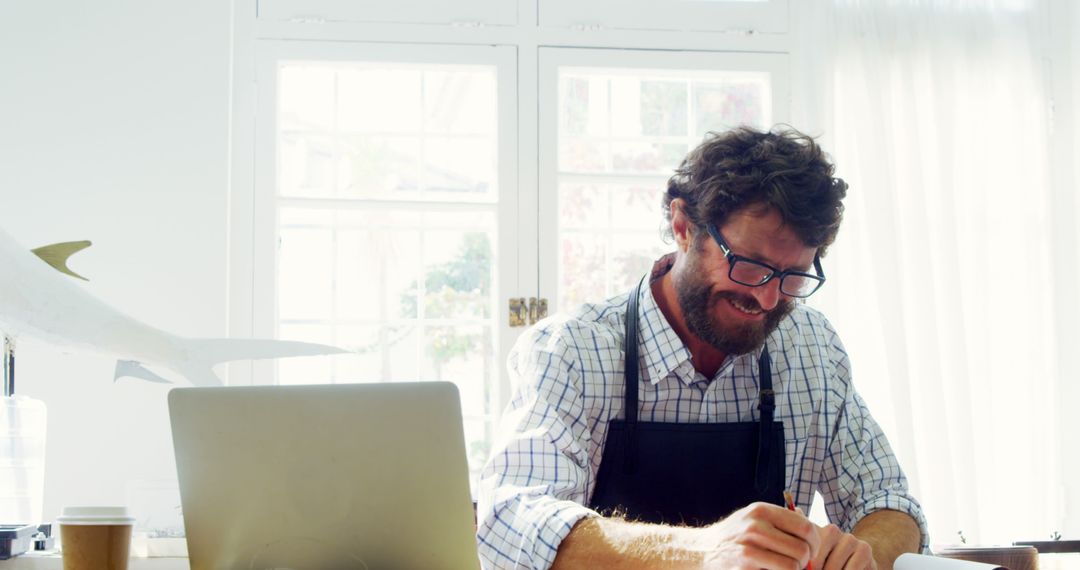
[{"xmin": 57, "ymin": 506, "xmax": 136, "ymax": 525}]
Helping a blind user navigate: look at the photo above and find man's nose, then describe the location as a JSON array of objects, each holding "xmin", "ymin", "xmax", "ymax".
[{"xmin": 749, "ymin": 278, "xmax": 782, "ymax": 311}]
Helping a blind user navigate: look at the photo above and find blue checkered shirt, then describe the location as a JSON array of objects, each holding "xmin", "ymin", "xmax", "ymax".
[{"xmin": 476, "ymin": 265, "xmax": 929, "ymax": 570}]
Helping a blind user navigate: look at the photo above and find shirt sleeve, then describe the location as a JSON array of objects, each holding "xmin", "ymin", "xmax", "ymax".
[
  {"xmin": 476, "ymin": 323, "xmax": 600, "ymax": 570},
  {"xmin": 817, "ymin": 325, "xmax": 931, "ymax": 552}
]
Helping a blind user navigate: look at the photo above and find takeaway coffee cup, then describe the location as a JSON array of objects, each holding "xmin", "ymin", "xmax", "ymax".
[{"xmin": 57, "ymin": 506, "xmax": 136, "ymax": 570}]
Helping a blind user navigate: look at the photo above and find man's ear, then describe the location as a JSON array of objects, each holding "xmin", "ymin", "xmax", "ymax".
[{"xmin": 670, "ymin": 198, "xmax": 694, "ymax": 252}]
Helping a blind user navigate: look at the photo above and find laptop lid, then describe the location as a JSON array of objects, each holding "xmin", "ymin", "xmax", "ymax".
[{"xmin": 169, "ymin": 382, "xmax": 480, "ymax": 570}]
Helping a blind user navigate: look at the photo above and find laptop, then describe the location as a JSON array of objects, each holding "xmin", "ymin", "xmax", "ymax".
[{"xmin": 168, "ymin": 382, "xmax": 480, "ymax": 570}]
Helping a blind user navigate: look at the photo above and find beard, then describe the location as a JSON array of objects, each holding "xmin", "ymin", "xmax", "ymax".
[{"xmin": 674, "ymin": 256, "xmax": 794, "ymax": 356}]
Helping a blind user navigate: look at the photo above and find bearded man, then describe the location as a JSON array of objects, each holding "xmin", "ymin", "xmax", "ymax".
[{"xmin": 476, "ymin": 126, "xmax": 926, "ymax": 570}]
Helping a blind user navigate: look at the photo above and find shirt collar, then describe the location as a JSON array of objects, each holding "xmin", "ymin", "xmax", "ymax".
[
  {"xmin": 636, "ymin": 254, "xmax": 693, "ymax": 386},
  {"xmin": 634, "ymin": 253, "xmax": 769, "ymax": 386}
]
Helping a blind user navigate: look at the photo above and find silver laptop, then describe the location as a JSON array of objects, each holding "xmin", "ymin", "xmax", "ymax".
[{"xmin": 169, "ymin": 382, "xmax": 480, "ymax": 570}]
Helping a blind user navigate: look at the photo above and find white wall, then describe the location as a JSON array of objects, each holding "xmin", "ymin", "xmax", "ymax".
[{"xmin": 0, "ymin": 1, "xmax": 232, "ymax": 521}]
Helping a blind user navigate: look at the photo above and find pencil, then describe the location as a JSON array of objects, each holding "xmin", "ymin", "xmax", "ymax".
[{"xmin": 784, "ymin": 490, "xmax": 813, "ymax": 570}]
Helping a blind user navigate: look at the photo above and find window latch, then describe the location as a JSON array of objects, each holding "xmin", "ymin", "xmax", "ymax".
[{"xmin": 509, "ymin": 297, "xmax": 548, "ymax": 327}]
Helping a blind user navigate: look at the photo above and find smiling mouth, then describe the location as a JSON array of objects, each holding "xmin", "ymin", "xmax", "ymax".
[{"xmin": 726, "ymin": 297, "xmax": 764, "ymax": 316}]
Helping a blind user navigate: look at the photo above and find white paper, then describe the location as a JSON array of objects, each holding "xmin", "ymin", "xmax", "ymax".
[{"xmin": 896, "ymin": 553, "xmax": 1005, "ymax": 570}]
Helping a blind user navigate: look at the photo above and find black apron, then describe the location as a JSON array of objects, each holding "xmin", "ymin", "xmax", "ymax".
[{"xmin": 589, "ymin": 278, "xmax": 787, "ymax": 526}]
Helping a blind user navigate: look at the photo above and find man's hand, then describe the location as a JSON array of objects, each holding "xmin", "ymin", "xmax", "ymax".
[
  {"xmin": 694, "ymin": 502, "xmax": 821, "ymax": 569},
  {"xmin": 812, "ymin": 523, "xmax": 877, "ymax": 570}
]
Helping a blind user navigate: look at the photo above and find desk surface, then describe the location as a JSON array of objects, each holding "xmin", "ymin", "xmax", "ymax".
[{"xmin": 0, "ymin": 552, "xmax": 187, "ymax": 570}]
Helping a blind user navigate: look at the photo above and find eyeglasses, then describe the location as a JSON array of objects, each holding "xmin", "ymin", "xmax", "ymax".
[{"xmin": 705, "ymin": 224, "xmax": 826, "ymax": 298}]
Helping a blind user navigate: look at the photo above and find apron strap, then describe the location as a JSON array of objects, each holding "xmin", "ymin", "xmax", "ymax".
[
  {"xmin": 623, "ymin": 275, "xmax": 779, "ymax": 491},
  {"xmin": 754, "ymin": 345, "xmax": 776, "ymax": 495},
  {"xmin": 622, "ymin": 277, "xmax": 644, "ymax": 473}
]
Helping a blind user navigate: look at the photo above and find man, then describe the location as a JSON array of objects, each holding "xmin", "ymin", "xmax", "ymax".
[{"xmin": 477, "ymin": 126, "xmax": 927, "ymax": 570}]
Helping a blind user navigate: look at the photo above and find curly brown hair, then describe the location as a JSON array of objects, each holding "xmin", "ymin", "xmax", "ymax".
[{"xmin": 663, "ymin": 125, "xmax": 848, "ymax": 254}]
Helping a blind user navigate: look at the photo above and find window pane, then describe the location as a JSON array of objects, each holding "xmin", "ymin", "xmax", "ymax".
[
  {"xmin": 279, "ymin": 227, "xmax": 334, "ymax": 320},
  {"xmin": 278, "ymin": 209, "xmax": 495, "ymax": 332},
  {"xmin": 276, "ymin": 208, "xmax": 499, "ymax": 477},
  {"xmin": 556, "ymin": 66, "xmax": 771, "ymax": 307},
  {"xmin": 463, "ymin": 417, "xmax": 492, "ymax": 480},
  {"xmin": 558, "ymin": 138, "xmax": 607, "ymax": 172},
  {"xmin": 610, "ymin": 185, "xmax": 664, "ymax": 230},
  {"xmin": 279, "ymin": 65, "xmax": 335, "ymax": 132},
  {"xmin": 276, "ymin": 323, "xmax": 335, "ymax": 384},
  {"xmin": 337, "ymin": 68, "xmax": 423, "ymax": 133},
  {"xmin": 423, "ymin": 324, "xmax": 491, "ymax": 417},
  {"xmin": 278, "ymin": 61, "xmax": 498, "ymax": 202},
  {"xmin": 640, "ymin": 80, "xmax": 688, "ymax": 137},
  {"xmin": 559, "ymin": 231, "xmax": 606, "ymax": 310},
  {"xmin": 559, "ymin": 184, "xmax": 609, "ymax": 230},
  {"xmin": 423, "ymin": 137, "xmax": 496, "ymax": 198},
  {"xmin": 273, "ymin": 55, "xmax": 504, "ymax": 487},
  {"xmin": 422, "ymin": 231, "xmax": 494, "ymax": 320},
  {"xmin": 609, "ymin": 231, "xmax": 670, "ymax": 293},
  {"xmin": 610, "ymin": 141, "xmax": 687, "ymax": 174},
  {"xmin": 424, "ymin": 69, "xmax": 497, "ymax": 135},
  {"xmin": 279, "ymin": 134, "xmax": 336, "ymax": 198},
  {"xmin": 560, "ymin": 76, "xmax": 608, "ymax": 137},
  {"xmin": 335, "ymin": 228, "xmax": 421, "ymax": 321},
  {"xmin": 337, "ymin": 135, "xmax": 421, "ymax": 199},
  {"xmin": 693, "ymin": 79, "xmax": 769, "ymax": 136}
]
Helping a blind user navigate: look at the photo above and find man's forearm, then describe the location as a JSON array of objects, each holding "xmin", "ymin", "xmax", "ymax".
[
  {"xmin": 851, "ymin": 509, "xmax": 922, "ymax": 570},
  {"xmin": 552, "ymin": 502, "xmax": 822, "ymax": 570},
  {"xmin": 551, "ymin": 517, "xmax": 703, "ymax": 570}
]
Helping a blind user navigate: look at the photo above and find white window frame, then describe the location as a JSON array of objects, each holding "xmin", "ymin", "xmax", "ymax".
[
  {"xmin": 537, "ymin": 47, "xmax": 791, "ymax": 312},
  {"xmin": 253, "ymin": 0, "xmax": 785, "ymax": 32},
  {"xmin": 540, "ymin": 0, "xmax": 789, "ymax": 34},
  {"xmin": 235, "ymin": 40, "xmax": 519, "ymax": 412},
  {"xmin": 256, "ymin": 0, "xmax": 519, "ymax": 27},
  {"xmin": 228, "ymin": 0, "xmax": 792, "ymax": 415}
]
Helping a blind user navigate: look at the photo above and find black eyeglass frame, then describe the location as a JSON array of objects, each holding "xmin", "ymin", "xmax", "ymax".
[{"xmin": 704, "ymin": 223, "xmax": 826, "ymax": 298}]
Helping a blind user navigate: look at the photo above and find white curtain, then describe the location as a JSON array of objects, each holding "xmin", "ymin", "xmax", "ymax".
[{"xmin": 795, "ymin": 0, "xmax": 1065, "ymax": 545}]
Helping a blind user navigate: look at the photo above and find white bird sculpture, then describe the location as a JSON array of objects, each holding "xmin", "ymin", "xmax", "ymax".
[{"xmin": 0, "ymin": 225, "xmax": 346, "ymax": 386}]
